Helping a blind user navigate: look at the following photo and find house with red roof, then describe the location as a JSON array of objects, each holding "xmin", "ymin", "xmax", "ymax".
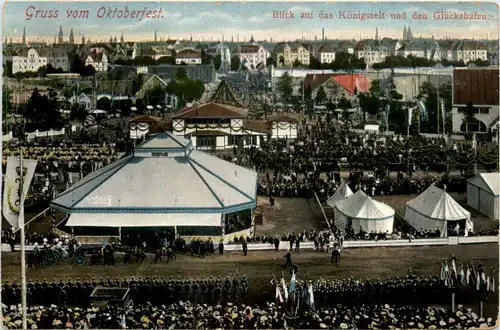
[{"xmin": 303, "ymin": 73, "xmax": 371, "ymax": 103}]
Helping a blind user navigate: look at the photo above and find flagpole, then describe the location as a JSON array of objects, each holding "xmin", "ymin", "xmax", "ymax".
[{"xmin": 20, "ymin": 148, "xmax": 28, "ymax": 330}]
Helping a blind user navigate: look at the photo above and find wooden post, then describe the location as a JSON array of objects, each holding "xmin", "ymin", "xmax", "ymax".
[{"xmin": 451, "ymin": 292, "xmax": 456, "ymax": 312}]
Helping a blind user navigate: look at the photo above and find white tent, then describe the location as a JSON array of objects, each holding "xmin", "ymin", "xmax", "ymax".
[
  {"xmin": 333, "ymin": 190, "xmax": 395, "ymax": 233},
  {"xmin": 467, "ymin": 173, "xmax": 499, "ymax": 219},
  {"xmin": 326, "ymin": 181, "xmax": 353, "ymax": 207},
  {"xmin": 405, "ymin": 185, "xmax": 473, "ymax": 237}
]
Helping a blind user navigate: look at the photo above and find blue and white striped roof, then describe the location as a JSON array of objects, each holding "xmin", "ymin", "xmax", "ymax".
[{"xmin": 51, "ymin": 132, "xmax": 257, "ymax": 215}]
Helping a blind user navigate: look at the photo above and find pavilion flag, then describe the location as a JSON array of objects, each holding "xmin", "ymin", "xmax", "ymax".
[
  {"xmin": 460, "ymin": 266, "xmax": 466, "ymax": 285},
  {"xmin": 307, "ymin": 283, "xmax": 315, "ymax": 310},
  {"xmin": 2, "ymin": 156, "xmax": 38, "ymax": 228},
  {"xmin": 476, "ymin": 273, "xmax": 481, "ymax": 291},
  {"xmin": 466, "ymin": 266, "xmax": 471, "ymax": 285},
  {"xmin": 415, "ymin": 99, "xmax": 427, "ymax": 120},
  {"xmin": 276, "ymin": 285, "xmax": 284, "ymax": 304},
  {"xmin": 441, "ymin": 100, "xmax": 446, "ymax": 121},
  {"xmin": 440, "ymin": 263, "xmax": 447, "ymax": 281},
  {"xmin": 281, "ymin": 277, "xmax": 288, "ymax": 301},
  {"xmin": 408, "ymin": 106, "xmax": 414, "ymax": 125},
  {"xmin": 289, "ymin": 271, "xmax": 297, "ymax": 294},
  {"xmin": 120, "ymin": 314, "xmax": 127, "ymax": 329},
  {"xmin": 451, "ymin": 259, "xmax": 457, "ymax": 278}
]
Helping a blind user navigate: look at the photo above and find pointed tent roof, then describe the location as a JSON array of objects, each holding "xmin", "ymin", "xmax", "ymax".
[
  {"xmin": 51, "ymin": 132, "xmax": 258, "ymax": 222},
  {"xmin": 406, "ymin": 185, "xmax": 470, "ymax": 221},
  {"xmin": 209, "ymin": 80, "xmax": 243, "ymax": 108},
  {"xmin": 334, "ymin": 190, "xmax": 394, "ymax": 220},
  {"xmin": 326, "ymin": 181, "xmax": 353, "ymax": 207},
  {"xmin": 467, "ymin": 173, "xmax": 499, "ymax": 196}
]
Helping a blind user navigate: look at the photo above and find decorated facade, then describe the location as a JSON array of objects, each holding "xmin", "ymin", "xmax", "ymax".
[{"xmin": 172, "ymin": 81, "xmax": 270, "ymax": 150}]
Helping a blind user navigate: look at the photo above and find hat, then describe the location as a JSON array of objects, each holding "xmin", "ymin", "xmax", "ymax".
[
  {"xmin": 479, "ymin": 323, "xmax": 489, "ymax": 328},
  {"xmin": 439, "ymin": 320, "xmax": 447, "ymax": 326},
  {"xmin": 320, "ymin": 323, "xmax": 327, "ymax": 328},
  {"xmin": 340, "ymin": 323, "xmax": 348, "ymax": 329}
]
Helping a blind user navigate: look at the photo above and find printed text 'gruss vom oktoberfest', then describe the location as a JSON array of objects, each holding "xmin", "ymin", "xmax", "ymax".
[{"xmin": 25, "ymin": 5, "xmax": 166, "ymax": 21}]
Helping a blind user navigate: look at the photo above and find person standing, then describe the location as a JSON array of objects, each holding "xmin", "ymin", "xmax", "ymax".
[
  {"xmin": 284, "ymin": 250, "xmax": 293, "ymax": 267},
  {"xmin": 242, "ymin": 241, "xmax": 248, "ymax": 256},
  {"xmin": 218, "ymin": 239, "xmax": 224, "ymax": 255}
]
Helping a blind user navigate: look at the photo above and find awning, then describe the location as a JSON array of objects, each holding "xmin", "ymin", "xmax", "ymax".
[
  {"xmin": 66, "ymin": 213, "xmax": 222, "ymax": 227},
  {"xmin": 147, "ymin": 105, "xmax": 154, "ymax": 110},
  {"xmin": 130, "ymin": 107, "xmax": 137, "ymax": 111}
]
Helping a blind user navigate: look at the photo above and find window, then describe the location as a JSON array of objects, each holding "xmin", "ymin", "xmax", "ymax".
[{"xmin": 197, "ymin": 136, "xmax": 214, "ymax": 147}]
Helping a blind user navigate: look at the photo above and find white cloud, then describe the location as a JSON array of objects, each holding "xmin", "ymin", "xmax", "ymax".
[{"xmin": 248, "ymin": 16, "xmax": 264, "ymax": 23}]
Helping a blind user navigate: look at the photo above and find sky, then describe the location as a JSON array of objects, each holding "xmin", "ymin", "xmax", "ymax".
[{"xmin": 3, "ymin": 1, "xmax": 499, "ymax": 42}]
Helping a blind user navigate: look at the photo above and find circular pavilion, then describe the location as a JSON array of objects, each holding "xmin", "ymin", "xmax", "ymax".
[{"xmin": 50, "ymin": 132, "xmax": 258, "ymax": 237}]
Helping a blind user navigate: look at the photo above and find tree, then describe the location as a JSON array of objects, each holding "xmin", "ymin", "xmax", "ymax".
[
  {"xmin": 293, "ymin": 59, "xmax": 302, "ymax": 68},
  {"xmin": 266, "ymin": 56, "xmax": 276, "ymax": 67},
  {"xmin": 338, "ymin": 96, "xmax": 352, "ymax": 110},
  {"xmin": 230, "ymin": 56, "xmax": 241, "ymax": 71},
  {"xmin": 464, "ymin": 102, "xmax": 476, "ymax": 130},
  {"xmin": 22, "ymin": 88, "xmax": 63, "ymax": 132},
  {"xmin": 315, "ymin": 86, "xmax": 327, "ymax": 104},
  {"xmin": 166, "ymin": 68, "xmax": 205, "ymax": 109},
  {"xmin": 276, "ymin": 71, "xmax": 293, "ymax": 101},
  {"xmin": 417, "ymin": 80, "xmax": 452, "ymax": 133},
  {"xmin": 70, "ymin": 103, "xmax": 88, "ymax": 122},
  {"xmin": 2, "ymin": 86, "xmax": 12, "ymax": 119},
  {"xmin": 279, "ymin": 56, "xmax": 285, "ymax": 67}
]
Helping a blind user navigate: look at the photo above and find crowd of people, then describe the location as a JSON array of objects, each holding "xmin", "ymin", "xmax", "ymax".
[
  {"xmin": 2, "ymin": 302, "xmax": 495, "ymax": 329},
  {"xmin": 1, "ymin": 276, "xmax": 248, "ymax": 308}
]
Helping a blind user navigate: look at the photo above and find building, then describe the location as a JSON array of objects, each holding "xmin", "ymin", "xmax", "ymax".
[
  {"xmin": 171, "ymin": 81, "xmax": 270, "ymax": 150},
  {"xmin": 396, "ymin": 41, "xmax": 428, "ymax": 58},
  {"xmin": 12, "ymin": 48, "xmax": 48, "ymax": 73},
  {"xmin": 46, "ymin": 46, "xmax": 71, "ymax": 71},
  {"xmin": 129, "ymin": 115, "xmax": 162, "ymax": 140},
  {"xmin": 451, "ymin": 40, "xmax": 488, "ymax": 63},
  {"xmin": 269, "ymin": 114, "xmax": 299, "ymax": 139},
  {"xmin": 467, "ymin": 173, "xmax": 499, "ymax": 220},
  {"xmin": 354, "ymin": 40, "xmax": 389, "ymax": 66},
  {"xmin": 274, "ymin": 43, "xmax": 310, "ymax": 67},
  {"xmin": 304, "ymin": 73, "xmax": 371, "ymax": 103},
  {"xmin": 85, "ymin": 49, "xmax": 109, "ymax": 72},
  {"xmin": 50, "ymin": 131, "xmax": 258, "ymax": 238},
  {"xmin": 317, "ymin": 44, "xmax": 337, "ymax": 64},
  {"xmin": 451, "ymin": 68, "xmax": 499, "ymax": 133},
  {"xmin": 69, "ymin": 93, "xmax": 92, "ymax": 110},
  {"xmin": 232, "ymin": 44, "xmax": 268, "ymax": 68},
  {"xmin": 175, "ymin": 49, "xmax": 202, "ymax": 65}
]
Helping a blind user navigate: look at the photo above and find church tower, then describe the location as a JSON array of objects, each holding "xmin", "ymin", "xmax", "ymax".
[
  {"xmin": 375, "ymin": 27, "xmax": 379, "ymax": 41},
  {"xmin": 120, "ymin": 33, "xmax": 124, "ymax": 44},
  {"xmin": 22, "ymin": 26, "xmax": 26, "ymax": 44},
  {"xmin": 69, "ymin": 28, "xmax": 74, "ymax": 44},
  {"xmin": 82, "ymin": 35, "xmax": 85, "ymax": 45},
  {"xmin": 154, "ymin": 29, "xmax": 157, "ymax": 42},
  {"xmin": 403, "ymin": 25, "xmax": 407, "ymax": 40},
  {"xmin": 58, "ymin": 25, "xmax": 63, "ymax": 44},
  {"xmin": 407, "ymin": 26, "xmax": 413, "ymax": 40}
]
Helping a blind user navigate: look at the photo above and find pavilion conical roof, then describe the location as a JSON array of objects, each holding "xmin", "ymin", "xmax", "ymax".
[{"xmin": 209, "ymin": 80, "xmax": 243, "ymax": 108}]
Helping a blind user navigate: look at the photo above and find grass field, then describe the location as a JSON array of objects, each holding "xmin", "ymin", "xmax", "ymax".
[
  {"xmin": 1, "ymin": 244, "xmax": 498, "ymax": 317},
  {"xmin": 3, "ymin": 196, "xmax": 498, "ymax": 319}
]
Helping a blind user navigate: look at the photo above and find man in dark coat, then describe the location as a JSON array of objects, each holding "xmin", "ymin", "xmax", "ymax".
[
  {"xmin": 242, "ymin": 241, "xmax": 248, "ymax": 256},
  {"xmin": 219, "ymin": 239, "xmax": 224, "ymax": 255}
]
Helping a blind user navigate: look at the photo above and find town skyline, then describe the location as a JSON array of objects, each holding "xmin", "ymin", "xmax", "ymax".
[{"xmin": 3, "ymin": 2, "xmax": 499, "ymax": 43}]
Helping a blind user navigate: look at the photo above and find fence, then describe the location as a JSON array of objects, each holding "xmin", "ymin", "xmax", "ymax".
[
  {"xmin": 25, "ymin": 128, "xmax": 66, "ymax": 140},
  {"xmin": 3, "ymin": 132, "xmax": 13, "ymax": 141},
  {"xmin": 3, "ymin": 236, "xmax": 497, "ymax": 252}
]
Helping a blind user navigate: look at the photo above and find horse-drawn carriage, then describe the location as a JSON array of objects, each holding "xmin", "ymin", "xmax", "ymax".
[{"xmin": 27, "ymin": 244, "xmax": 86, "ymax": 268}]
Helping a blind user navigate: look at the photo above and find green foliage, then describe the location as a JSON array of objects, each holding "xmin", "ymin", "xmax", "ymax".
[
  {"xmin": 309, "ymin": 52, "xmax": 366, "ymax": 70},
  {"xmin": 293, "ymin": 59, "xmax": 302, "ymax": 68},
  {"xmin": 276, "ymin": 71, "xmax": 293, "ymax": 101},
  {"xmin": 315, "ymin": 86, "xmax": 326, "ymax": 104},
  {"xmin": 417, "ymin": 81, "xmax": 453, "ymax": 133},
  {"xmin": 166, "ymin": 68, "xmax": 205, "ymax": 108},
  {"xmin": 338, "ymin": 96, "xmax": 352, "ymax": 110},
  {"xmin": 22, "ymin": 88, "xmax": 63, "ymax": 132},
  {"xmin": 2, "ymin": 86, "xmax": 12, "ymax": 119},
  {"xmin": 70, "ymin": 103, "xmax": 88, "ymax": 122},
  {"xmin": 230, "ymin": 56, "xmax": 241, "ymax": 71}
]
